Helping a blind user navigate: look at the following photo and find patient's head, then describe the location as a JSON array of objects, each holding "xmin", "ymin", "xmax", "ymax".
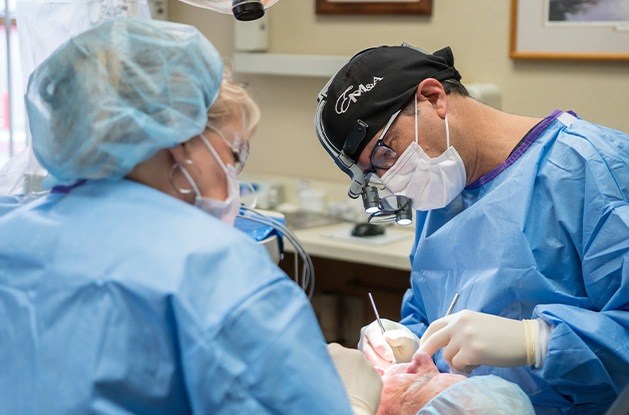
[
  {"xmin": 376, "ymin": 351, "xmax": 466, "ymax": 415},
  {"xmin": 376, "ymin": 351, "xmax": 535, "ymax": 415}
]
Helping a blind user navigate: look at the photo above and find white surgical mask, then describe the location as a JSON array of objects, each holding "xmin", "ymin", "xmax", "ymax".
[
  {"xmin": 196, "ymin": 133, "xmax": 241, "ymax": 225},
  {"xmin": 194, "ymin": 166, "xmax": 240, "ymax": 225},
  {"xmin": 178, "ymin": 133, "xmax": 241, "ymax": 225},
  {"xmin": 380, "ymin": 96, "xmax": 466, "ymax": 211}
]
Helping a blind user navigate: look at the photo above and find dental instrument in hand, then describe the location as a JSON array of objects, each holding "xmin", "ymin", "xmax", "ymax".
[
  {"xmin": 444, "ymin": 293, "xmax": 467, "ymax": 375},
  {"xmin": 368, "ymin": 292, "xmax": 397, "ymax": 363},
  {"xmin": 368, "ymin": 292, "xmax": 385, "ymax": 334},
  {"xmin": 445, "ymin": 293, "xmax": 460, "ymax": 316}
]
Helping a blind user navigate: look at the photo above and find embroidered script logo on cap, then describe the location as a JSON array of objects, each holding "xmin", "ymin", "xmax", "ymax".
[{"xmin": 334, "ymin": 76, "xmax": 383, "ymax": 114}]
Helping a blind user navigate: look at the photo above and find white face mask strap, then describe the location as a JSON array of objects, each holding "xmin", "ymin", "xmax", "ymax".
[
  {"xmin": 199, "ymin": 133, "xmax": 229, "ymax": 173},
  {"xmin": 207, "ymin": 123, "xmax": 237, "ymax": 154},
  {"xmin": 414, "ymin": 94, "xmax": 419, "ymax": 145},
  {"xmin": 177, "ymin": 163, "xmax": 201, "ymax": 198},
  {"xmin": 445, "ymin": 113, "xmax": 451, "ymax": 148}
]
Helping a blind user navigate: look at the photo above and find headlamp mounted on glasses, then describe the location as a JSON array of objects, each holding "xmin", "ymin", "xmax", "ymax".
[
  {"xmin": 206, "ymin": 125, "xmax": 249, "ymax": 174},
  {"xmin": 315, "ymin": 77, "xmax": 413, "ymax": 226},
  {"xmin": 314, "ymin": 43, "xmax": 461, "ymax": 225}
]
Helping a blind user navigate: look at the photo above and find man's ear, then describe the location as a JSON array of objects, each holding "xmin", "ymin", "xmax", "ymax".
[{"xmin": 416, "ymin": 78, "xmax": 448, "ymax": 119}]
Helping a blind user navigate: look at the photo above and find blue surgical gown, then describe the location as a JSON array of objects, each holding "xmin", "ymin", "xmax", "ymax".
[
  {"xmin": 0, "ymin": 179, "xmax": 353, "ymax": 414},
  {"xmin": 401, "ymin": 111, "xmax": 629, "ymax": 415},
  {"xmin": 0, "ymin": 194, "xmax": 25, "ymax": 216}
]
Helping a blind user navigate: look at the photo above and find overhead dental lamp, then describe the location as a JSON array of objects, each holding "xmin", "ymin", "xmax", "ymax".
[{"xmin": 177, "ymin": 0, "xmax": 280, "ymax": 21}]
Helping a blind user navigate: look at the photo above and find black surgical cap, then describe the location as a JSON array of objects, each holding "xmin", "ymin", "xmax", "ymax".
[{"xmin": 321, "ymin": 45, "xmax": 461, "ymax": 161}]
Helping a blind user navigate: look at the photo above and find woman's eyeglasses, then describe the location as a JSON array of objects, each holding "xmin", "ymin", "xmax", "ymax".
[{"xmin": 207, "ymin": 125, "xmax": 250, "ymax": 174}]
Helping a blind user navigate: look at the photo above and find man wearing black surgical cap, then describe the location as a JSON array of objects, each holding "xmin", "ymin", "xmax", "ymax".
[
  {"xmin": 315, "ymin": 43, "xmax": 629, "ymax": 415},
  {"xmin": 321, "ymin": 45, "xmax": 461, "ymax": 162}
]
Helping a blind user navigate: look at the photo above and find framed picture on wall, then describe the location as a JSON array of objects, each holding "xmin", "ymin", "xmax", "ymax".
[
  {"xmin": 510, "ymin": 0, "xmax": 629, "ymax": 61},
  {"xmin": 315, "ymin": 0, "xmax": 432, "ymax": 16}
]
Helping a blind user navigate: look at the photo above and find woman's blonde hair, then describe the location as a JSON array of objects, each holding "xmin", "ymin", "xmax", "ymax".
[{"xmin": 207, "ymin": 68, "xmax": 260, "ymax": 134}]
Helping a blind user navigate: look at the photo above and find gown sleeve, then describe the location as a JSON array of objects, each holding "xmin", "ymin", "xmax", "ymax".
[
  {"xmin": 400, "ymin": 287, "xmax": 429, "ymax": 338},
  {"xmin": 175, "ymin": 234, "xmax": 354, "ymax": 414},
  {"xmin": 533, "ymin": 188, "xmax": 629, "ymax": 404}
]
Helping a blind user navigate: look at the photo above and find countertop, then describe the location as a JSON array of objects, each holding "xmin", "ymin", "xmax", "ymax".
[
  {"xmin": 241, "ymin": 172, "xmax": 415, "ymax": 271},
  {"xmin": 284, "ymin": 222, "xmax": 415, "ymax": 271}
]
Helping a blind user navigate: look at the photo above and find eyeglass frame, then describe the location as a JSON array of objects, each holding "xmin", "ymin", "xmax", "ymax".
[
  {"xmin": 206, "ymin": 124, "xmax": 250, "ymax": 174},
  {"xmin": 367, "ymin": 109, "xmax": 402, "ymax": 173}
]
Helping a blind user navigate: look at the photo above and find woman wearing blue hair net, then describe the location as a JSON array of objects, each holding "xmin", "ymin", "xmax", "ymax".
[{"xmin": 0, "ymin": 18, "xmax": 381, "ymax": 414}]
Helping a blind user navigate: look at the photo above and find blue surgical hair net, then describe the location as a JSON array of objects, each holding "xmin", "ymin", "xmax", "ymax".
[
  {"xmin": 25, "ymin": 18, "xmax": 223, "ymax": 183},
  {"xmin": 417, "ymin": 375, "xmax": 535, "ymax": 415}
]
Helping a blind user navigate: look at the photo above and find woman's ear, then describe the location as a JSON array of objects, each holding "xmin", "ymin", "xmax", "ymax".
[
  {"xmin": 169, "ymin": 140, "xmax": 204, "ymax": 180},
  {"xmin": 168, "ymin": 142, "xmax": 189, "ymax": 165},
  {"xmin": 416, "ymin": 78, "xmax": 448, "ymax": 118}
]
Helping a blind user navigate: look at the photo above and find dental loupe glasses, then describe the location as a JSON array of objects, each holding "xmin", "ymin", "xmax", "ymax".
[{"xmin": 314, "ymin": 77, "xmax": 413, "ymax": 226}]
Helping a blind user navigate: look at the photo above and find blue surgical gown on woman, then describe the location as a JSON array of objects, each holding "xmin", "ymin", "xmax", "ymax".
[
  {"xmin": 400, "ymin": 111, "xmax": 628, "ymax": 415},
  {"xmin": 0, "ymin": 179, "xmax": 353, "ymax": 414}
]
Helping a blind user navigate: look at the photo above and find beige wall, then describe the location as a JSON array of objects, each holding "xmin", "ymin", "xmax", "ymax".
[{"xmin": 168, "ymin": 0, "xmax": 629, "ymax": 184}]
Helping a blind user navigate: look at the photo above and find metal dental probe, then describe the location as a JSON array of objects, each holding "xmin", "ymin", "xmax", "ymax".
[
  {"xmin": 368, "ymin": 292, "xmax": 386, "ymax": 334},
  {"xmin": 445, "ymin": 293, "xmax": 465, "ymax": 375},
  {"xmin": 367, "ymin": 292, "xmax": 397, "ymax": 364}
]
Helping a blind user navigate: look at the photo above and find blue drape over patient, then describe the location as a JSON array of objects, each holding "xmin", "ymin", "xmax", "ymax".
[{"xmin": 401, "ymin": 111, "xmax": 628, "ymax": 415}]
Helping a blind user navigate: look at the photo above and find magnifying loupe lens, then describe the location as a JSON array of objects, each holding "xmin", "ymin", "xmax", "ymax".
[
  {"xmin": 395, "ymin": 199, "xmax": 413, "ymax": 226},
  {"xmin": 378, "ymin": 194, "xmax": 405, "ymax": 212},
  {"xmin": 374, "ymin": 195, "xmax": 412, "ymax": 226},
  {"xmin": 362, "ymin": 186, "xmax": 381, "ymax": 214}
]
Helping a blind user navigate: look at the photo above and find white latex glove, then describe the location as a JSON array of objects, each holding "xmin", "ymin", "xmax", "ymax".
[
  {"xmin": 328, "ymin": 343, "xmax": 383, "ymax": 415},
  {"xmin": 419, "ymin": 310, "xmax": 537, "ymax": 372},
  {"xmin": 357, "ymin": 319, "xmax": 421, "ymax": 369}
]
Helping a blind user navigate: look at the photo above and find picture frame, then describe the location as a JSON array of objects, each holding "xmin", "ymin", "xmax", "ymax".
[
  {"xmin": 510, "ymin": 0, "xmax": 629, "ymax": 61},
  {"xmin": 315, "ymin": 0, "xmax": 432, "ymax": 16}
]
